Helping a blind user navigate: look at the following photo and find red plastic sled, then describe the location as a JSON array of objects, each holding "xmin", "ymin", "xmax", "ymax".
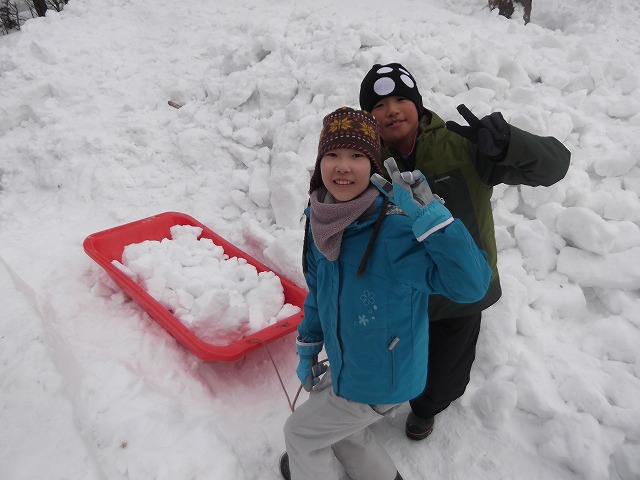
[{"xmin": 83, "ymin": 212, "xmax": 307, "ymax": 361}]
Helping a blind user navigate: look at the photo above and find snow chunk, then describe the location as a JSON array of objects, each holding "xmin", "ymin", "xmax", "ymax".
[
  {"xmin": 556, "ymin": 207, "xmax": 617, "ymax": 255},
  {"xmin": 607, "ymin": 97, "xmax": 640, "ymax": 119},
  {"xmin": 471, "ymin": 380, "xmax": 518, "ymax": 429},
  {"xmin": 593, "ymin": 151, "xmax": 636, "ymax": 178},
  {"xmin": 557, "ymin": 246, "xmax": 640, "ymax": 289},
  {"xmin": 538, "ymin": 412, "xmax": 622, "ymax": 480},
  {"xmin": 514, "ymin": 219, "xmax": 560, "ymax": 278},
  {"xmin": 498, "ymin": 60, "xmax": 530, "ymax": 88},
  {"xmin": 582, "ymin": 316, "xmax": 640, "ymax": 363},
  {"xmin": 117, "ymin": 225, "xmax": 298, "ymax": 345}
]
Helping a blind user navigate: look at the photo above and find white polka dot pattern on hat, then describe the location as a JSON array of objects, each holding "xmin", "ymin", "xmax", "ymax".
[
  {"xmin": 373, "ymin": 77, "xmax": 395, "ymax": 96},
  {"xmin": 359, "ymin": 62, "xmax": 424, "ymax": 115},
  {"xmin": 400, "ymin": 74, "xmax": 415, "ymax": 88},
  {"xmin": 372, "ymin": 66, "xmax": 415, "ymax": 96}
]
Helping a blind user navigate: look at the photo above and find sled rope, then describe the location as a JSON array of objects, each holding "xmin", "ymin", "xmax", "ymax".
[
  {"xmin": 247, "ymin": 337, "xmax": 328, "ymax": 412},
  {"xmin": 248, "ymin": 337, "xmax": 302, "ymax": 412}
]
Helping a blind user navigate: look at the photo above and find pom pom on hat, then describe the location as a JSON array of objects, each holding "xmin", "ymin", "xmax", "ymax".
[{"xmin": 359, "ymin": 63, "xmax": 424, "ymax": 117}]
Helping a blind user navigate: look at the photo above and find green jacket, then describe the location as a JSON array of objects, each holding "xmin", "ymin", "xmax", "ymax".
[{"xmin": 381, "ymin": 111, "xmax": 571, "ymax": 321}]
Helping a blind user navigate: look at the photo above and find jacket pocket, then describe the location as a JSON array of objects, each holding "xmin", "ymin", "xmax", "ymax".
[{"xmin": 388, "ymin": 336, "xmax": 400, "ymax": 388}]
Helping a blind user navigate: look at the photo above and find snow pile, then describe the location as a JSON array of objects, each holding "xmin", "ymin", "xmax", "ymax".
[{"xmin": 112, "ymin": 225, "xmax": 297, "ymax": 345}]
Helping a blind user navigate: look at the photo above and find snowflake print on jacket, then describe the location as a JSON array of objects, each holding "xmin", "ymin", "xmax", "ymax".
[{"xmin": 357, "ymin": 290, "xmax": 377, "ymax": 326}]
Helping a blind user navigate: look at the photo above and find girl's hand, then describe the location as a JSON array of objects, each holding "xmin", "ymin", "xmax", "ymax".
[
  {"xmin": 371, "ymin": 157, "xmax": 437, "ymax": 214},
  {"xmin": 371, "ymin": 158, "xmax": 453, "ymax": 241}
]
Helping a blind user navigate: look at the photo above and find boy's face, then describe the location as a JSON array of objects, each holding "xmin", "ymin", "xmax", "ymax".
[
  {"xmin": 320, "ymin": 148, "xmax": 372, "ymax": 202},
  {"xmin": 370, "ymin": 96, "xmax": 419, "ymax": 148}
]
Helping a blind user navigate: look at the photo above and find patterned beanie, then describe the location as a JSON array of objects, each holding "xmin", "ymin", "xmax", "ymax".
[
  {"xmin": 310, "ymin": 107, "xmax": 382, "ymax": 193},
  {"xmin": 359, "ymin": 63, "xmax": 424, "ymax": 117}
]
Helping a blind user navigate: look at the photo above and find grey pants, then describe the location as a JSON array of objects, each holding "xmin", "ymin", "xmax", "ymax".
[{"xmin": 283, "ymin": 368, "xmax": 399, "ymax": 480}]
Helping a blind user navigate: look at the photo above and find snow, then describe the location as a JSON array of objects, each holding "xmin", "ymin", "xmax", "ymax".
[
  {"xmin": 112, "ymin": 224, "xmax": 295, "ymax": 345},
  {"xmin": 1, "ymin": 0, "xmax": 640, "ymax": 479}
]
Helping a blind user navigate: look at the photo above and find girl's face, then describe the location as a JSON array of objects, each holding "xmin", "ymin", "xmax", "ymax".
[{"xmin": 320, "ymin": 148, "xmax": 372, "ymax": 202}]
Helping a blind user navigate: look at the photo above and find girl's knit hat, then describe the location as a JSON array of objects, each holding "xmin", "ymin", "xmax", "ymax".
[
  {"xmin": 359, "ymin": 63, "xmax": 424, "ymax": 117},
  {"xmin": 316, "ymin": 106, "xmax": 381, "ymax": 164},
  {"xmin": 310, "ymin": 107, "xmax": 382, "ymax": 193}
]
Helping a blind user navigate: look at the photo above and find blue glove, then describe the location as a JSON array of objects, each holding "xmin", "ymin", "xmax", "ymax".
[
  {"xmin": 371, "ymin": 158, "xmax": 453, "ymax": 241},
  {"xmin": 445, "ymin": 104, "xmax": 510, "ymax": 161},
  {"xmin": 296, "ymin": 339, "xmax": 326, "ymax": 392}
]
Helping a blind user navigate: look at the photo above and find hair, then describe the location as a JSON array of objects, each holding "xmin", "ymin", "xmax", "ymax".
[
  {"xmin": 302, "ymin": 152, "xmax": 389, "ymax": 277},
  {"xmin": 302, "ymin": 107, "xmax": 389, "ymax": 276},
  {"xmin": 302, "ymin": 197, "xmax": 390, "ymax": 277}
]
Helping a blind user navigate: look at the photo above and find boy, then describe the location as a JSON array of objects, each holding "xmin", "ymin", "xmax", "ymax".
[{"xmin": 359, "ymin": 63, "xmax": 570, "ymax": 440}]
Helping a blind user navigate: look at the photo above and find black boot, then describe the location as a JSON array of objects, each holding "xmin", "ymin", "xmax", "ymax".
[
  {"xmin": 279, "ymin": 452, "xmax": 291, "ymax": 480},
  {"xmin": 498, "ymin": 0, "xmax": 515, "ymax": 18},
  {"xmin": 489, "ymin": 0, "xmax": 514, "ymax": 18},
  {"xmin": 405, "ymin": 412, "xmax": 435, "ymax": 441}
]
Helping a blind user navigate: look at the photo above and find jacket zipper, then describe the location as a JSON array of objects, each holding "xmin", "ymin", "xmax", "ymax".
[{"xmin": 388, "ymin": 337, "xmax": 399, "ymax": 388}]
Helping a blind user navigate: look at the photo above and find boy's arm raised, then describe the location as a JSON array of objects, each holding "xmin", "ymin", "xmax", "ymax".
[{"xmin": 446, "ymin": 103, "xmax": 570, "ymax": 187}]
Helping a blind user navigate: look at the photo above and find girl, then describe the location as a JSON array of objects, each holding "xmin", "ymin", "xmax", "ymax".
[{"xmin": 281, "ymin": 106, "xmax": 491, "ymax": 480}]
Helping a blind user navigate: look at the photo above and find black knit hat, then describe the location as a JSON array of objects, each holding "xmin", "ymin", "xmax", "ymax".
[
  {"xmin": 309, "ymin": 107, "xmax": 382, "ymax": 193},
  {"xmin": 359, "ymin": 63, "xmax": 424, "ymax": 117}
]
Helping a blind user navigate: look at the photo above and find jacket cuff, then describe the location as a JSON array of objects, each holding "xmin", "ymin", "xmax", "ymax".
[
  {"xmin": 412, "ymin": 201, "xmax": 454, "ymax": 241},
  {"xmin": 296, "ymin": 338, "xmax": 323, "ymax": 356}
]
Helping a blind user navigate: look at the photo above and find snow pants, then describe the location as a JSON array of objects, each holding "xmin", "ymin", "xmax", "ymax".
[
  {"xmin": 409, "ymin": 312, "xmax": 482, "ymax": 419},
  {"xmin": 283, "ymin": 367, "xmax": 399, "ymax": 480}
]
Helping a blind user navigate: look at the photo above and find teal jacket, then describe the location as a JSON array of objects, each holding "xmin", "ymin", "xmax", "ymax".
[
  {"xmin": 299, "ymin": 196, "xmax": 492, "ymax": 405},
  {"xmin": 382, "ymin": 111, "xmax": 571, "ymax": 321}
]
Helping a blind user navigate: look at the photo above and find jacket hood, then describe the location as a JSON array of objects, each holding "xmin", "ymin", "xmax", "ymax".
[{"xmin": 420, "ymin": 109, "xmax": 446, "ymax": 133}]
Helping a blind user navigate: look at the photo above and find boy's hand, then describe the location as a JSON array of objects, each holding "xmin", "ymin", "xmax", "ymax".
[
  {"xmin": 445, "ymin": 104, "xmax": 510, "ymax": 161},
  {"xmin": 371, "ymin": 158, "xmax": 453, "ymax": 241}
]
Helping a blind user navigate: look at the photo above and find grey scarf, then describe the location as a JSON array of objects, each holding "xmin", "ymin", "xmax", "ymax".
[{"xmin": 309, "ymin": 186, "xmax": 380, "ymax": 261}]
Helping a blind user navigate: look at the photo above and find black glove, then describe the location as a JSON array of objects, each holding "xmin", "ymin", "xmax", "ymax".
[{"xmin": 445, "ymin": 104, "xmax": 510, "ymax": 161}]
